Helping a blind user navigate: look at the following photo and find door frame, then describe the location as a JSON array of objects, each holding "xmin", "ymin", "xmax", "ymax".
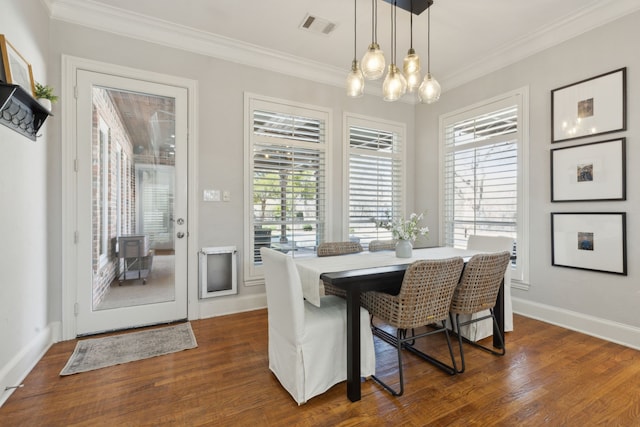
[{"xmin": 61, "ymin": 55, "xmax": 200, "ymax": 340}]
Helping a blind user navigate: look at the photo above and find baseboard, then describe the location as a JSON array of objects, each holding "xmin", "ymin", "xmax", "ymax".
[
  {"xmin": 512, "ymin": 297, "xmax": 640, "ymax": 351},
  {"xmin": 198, "ymin": 293, "xmax": 267, "ymax": 319},
  {"xmin": 0, "ymin": 322, "xmax": 60, "ymax": 407}
]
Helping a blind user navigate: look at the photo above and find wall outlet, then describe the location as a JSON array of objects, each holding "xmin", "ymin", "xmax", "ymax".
[{"xmin": 223, "ymin": 190, "xmax": 231, "ymax": 202}]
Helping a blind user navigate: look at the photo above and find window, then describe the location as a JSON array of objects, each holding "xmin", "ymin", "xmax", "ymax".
[
  {"xmin": 245, "ymin": 95, "xmax": 330, "ymax": 281},
  {"xmin": 345, "ymin": 115, "xmax": 405, "ymax": 248},
  {"xmin": 440, "ymin": 88, "xmax": 529, "ymax": 283}
]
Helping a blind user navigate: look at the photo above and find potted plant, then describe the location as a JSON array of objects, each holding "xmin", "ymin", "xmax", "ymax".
[{"xmin": 34, "ymin": 82, "xmax": 58, "ymax": 111}]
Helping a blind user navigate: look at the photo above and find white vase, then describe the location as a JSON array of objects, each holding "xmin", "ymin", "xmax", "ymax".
[
  {"xmin": 395, "ymin": 239, "xmax": 413, "ymax": 258},
  {"xmin": 38, "ymin": 98, "xmax": 52, "ymax": 111}
]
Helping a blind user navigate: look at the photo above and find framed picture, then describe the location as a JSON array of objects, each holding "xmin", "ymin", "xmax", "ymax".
[
  {"xmin": 0, "ymin": 34, "xmax": 36, "ymax": 96},
  {"xmin": 551, "ymin": 212, "xmax": 626, "ymax": 275},
  {"xmin": 551, "ymin": 68, "xmax": 626, "ymax": 143},
  {"xmin": 551, "ymin": 138, "xmax": 626, "ymax": 202}
]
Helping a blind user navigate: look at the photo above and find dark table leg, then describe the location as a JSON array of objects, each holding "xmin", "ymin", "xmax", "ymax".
[
  {"xmin": 493, "ymin": 278, "xmax": 505, "ymax": 349},
  {"xmin": 345, "ymin": 287, "xmax": 361, "ymax": 402}
]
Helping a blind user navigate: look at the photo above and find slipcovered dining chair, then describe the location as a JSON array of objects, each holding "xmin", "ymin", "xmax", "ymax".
[
  {"xmin": 317, "ymin": 241, "xmax": 363, "ymax": 298},
  {"xmin": 361, "ymin": 257, "xmax": 465, "ymax": 396},
  {"xmin": 260, "ymin": 247, "xmax": 375, "ymax": 405},
  {"xmin": 458, "ymin": 235, "xmax": 515, "ymax": 341},
  {"xmin": 368, "ymin": 239, "xmax": 398, "ymax": 252},
  {"xmin": 449, "ymin": 251, "xmax": 511, "ymax": 373}
]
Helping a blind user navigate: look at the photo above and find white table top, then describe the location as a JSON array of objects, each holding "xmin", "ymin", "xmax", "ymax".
[{"xmin": 294, "ymin": 247, "xmax": 481, "ymax": 307}]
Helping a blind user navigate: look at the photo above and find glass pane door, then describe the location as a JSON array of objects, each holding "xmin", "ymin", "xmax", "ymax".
[
  {"xmin": 75, "ymin": 68, "xmax": 188, "ymax": 336},
  {"xmin": 91, "ymin": 88, "xmax": 177, "ymax": 311}
]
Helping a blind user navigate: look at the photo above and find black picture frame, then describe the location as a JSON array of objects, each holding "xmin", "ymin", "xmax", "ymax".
[
  {"xmin": 551, "ymin": 212, "xmax": 627, "ymax": 275},
  {"xmin": 550, "ymin": 138, "xmax": 626, "ymax": 202},
  {"xmin": 551, "ymin": 68, "xmax": 626, "ymax": 143}
]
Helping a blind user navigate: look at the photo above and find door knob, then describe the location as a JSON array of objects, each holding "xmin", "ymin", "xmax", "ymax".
[{"xmin": 177, "ymin": 232, "xmax": 185, "ymax": 239}]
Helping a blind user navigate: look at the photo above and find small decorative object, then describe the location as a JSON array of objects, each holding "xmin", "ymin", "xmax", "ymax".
[
  {"xmin": 551, "ymin": 68, "xmax": 626, "ymax": 143},
  {"xmin": 34, "ymin": 82, "xmax": 58, "ymax": 111},
  {"xmin": 374, "ymin": 212, "xmax": 429, "ymax": 258},
  {"xmin": 395, "ymin": 239, "xmax": 413, "ymax": 258},
  {"xmin": 551, "ymin": 212, "xmax": 626, "ymax": 275},
  {"xmin": 551, "ymin": 138, "xmax": 626, "ymax": 202},
  {"xmin": 0, "ymin": 34, "xmax": 36, "ymax": 96}
]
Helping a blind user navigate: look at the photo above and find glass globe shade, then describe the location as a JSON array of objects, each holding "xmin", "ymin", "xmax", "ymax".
[
  {"xmin": 346, "ymin": 60, "xmax": 365, "ymax": 98},
  {"xmin": 418, "ymin": 73, "xmax": 441, "ymax": 104},
  {"xmin": 403, "ymin": 49, "xmax": 420, "ymax": 74},
  {"xmin": 403, "ymin": 49, "xmax": 421, "ymax": 92},
  {"xmin": 361, "ymin": 43, "xmax": 385, "ymax": 80},
  {"xmin": 382, "ymin": 64, "xmax": 407, "ymax": 102}
]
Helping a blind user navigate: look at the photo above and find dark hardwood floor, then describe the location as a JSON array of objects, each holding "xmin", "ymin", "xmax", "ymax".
[{"xmin": 1, "ymin": 311, "xmax": 639, "ymax": 426}]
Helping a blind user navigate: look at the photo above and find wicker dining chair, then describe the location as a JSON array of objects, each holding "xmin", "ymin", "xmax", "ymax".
[
  {"xmin": 317, "ymin": 241, "xmax": 363, "ymax": 298},
  {"xmin": 368, "ymin": 239, "xmax": 398, "ymax": 252},
  {"xmin": 361, "ymin": 257, "xmax": 465, "ymax": 396},
  {"xmin": 317, "ymin": 241, "xmax": 363, "ymax": 257},
  {"xmin": 462, "ymin": 235, "xmax": 515, "ymax": 341},
  {"xmin": 449, "ymin": 251, "xmax": 511, "ymax": 373}
]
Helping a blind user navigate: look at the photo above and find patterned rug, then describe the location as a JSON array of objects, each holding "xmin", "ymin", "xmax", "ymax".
[{"xmin": 60, "ymin": 322, "xmax": 197, "ymax": 375}]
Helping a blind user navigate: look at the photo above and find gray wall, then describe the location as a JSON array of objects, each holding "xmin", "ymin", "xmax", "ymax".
[
  {"xmin": 416, "ymin": 11, "xmax": 640, "ymax": 344},
  {"xmin": 0, "ymin": 0, "xmax": 52, "ymax": 401}
]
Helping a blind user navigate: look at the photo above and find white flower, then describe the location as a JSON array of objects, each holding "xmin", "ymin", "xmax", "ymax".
[{"xmin": 377, "ymin": 212, "xmax": 429, "ymax": 241}]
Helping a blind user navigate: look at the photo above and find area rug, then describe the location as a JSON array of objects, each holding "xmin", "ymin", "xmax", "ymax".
[{"xmin": 60, "ymin": 322, "xmax": 197, "ymax": 376}]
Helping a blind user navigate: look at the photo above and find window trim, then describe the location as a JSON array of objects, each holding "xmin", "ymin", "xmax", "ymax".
[
  {"xmin": 438, "ymin": 87, "xmax": 529, "ymax": 287},
  {"xmin": 244, "ymin": 93, "xmax": 333, "ymax": 284},
  {"xmin": 343, "ymin": 112, "xmax": 407, "ymax": 245}
]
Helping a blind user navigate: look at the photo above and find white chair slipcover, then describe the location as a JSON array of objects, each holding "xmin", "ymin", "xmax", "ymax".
[
  {"xmin": 260, "ymin": 247, "xmax": 375, "ymax": 405},
  {"xmin": 457, "ymin": 235, "xmax": 514, "ymax": 341}
]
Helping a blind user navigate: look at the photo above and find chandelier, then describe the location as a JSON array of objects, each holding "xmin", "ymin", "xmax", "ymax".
[{"xmin": 346, "ymin": 0, "xmax": 440, "ymax": 103}]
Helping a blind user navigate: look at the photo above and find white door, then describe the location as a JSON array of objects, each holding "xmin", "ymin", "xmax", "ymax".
[{"xmin": 74, "ymin": 69, "xmax": 188, "ymax": 335}]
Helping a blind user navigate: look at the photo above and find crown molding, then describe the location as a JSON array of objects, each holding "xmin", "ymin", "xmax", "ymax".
[
  {"xmin": 50, "ymin": 0, "xmax": 640, "ymax": 99},
  {"xmin": 441, "ymin": 0, "xmax": 640, "ymax": 91},
  {"xmin": 39, "ymin": 0, "xmax": 52, "ymax": 14},
  {"xmin": 50, "ymin": 0, "xmax": 351, "ymax": 86}
]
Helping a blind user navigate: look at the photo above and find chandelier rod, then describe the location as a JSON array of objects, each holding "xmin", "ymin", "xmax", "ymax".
[{"xmin": 427, "ymin": 7, "xmax": 431, "ymax": 72}]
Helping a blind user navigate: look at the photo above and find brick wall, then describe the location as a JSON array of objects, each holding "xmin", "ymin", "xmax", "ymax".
[{"xmin": 91, "ymin": 88, "xmax": 135, "ymax": 308}]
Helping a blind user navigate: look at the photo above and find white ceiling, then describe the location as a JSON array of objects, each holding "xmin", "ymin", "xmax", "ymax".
[{"xmin": 48, "ymin": 0, "xmax": 640, "ymax": 94}]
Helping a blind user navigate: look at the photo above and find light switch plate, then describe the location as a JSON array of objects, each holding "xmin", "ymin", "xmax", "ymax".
[
  {"xmin": 223, "ymin": 190, "xmax": 230, "ymax": 201},
  {"xmin": 203, "ymin": 189, "xmax": 221, "ymax": 202}
]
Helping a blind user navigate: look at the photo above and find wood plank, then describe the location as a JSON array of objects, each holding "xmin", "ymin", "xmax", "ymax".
[{"xmin": 1, "ymin": 311, "xmax": 639, "ymax": 425}]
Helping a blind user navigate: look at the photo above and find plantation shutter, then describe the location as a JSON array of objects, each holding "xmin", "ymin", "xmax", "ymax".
[
  {"xmin": 443, "ymin": 104, "xmax": 518, "ymax": 251},
  {"xmin": 251, "ymin": 109, "xmax": 326, "ymax": 262},
  {"xmin": 348, "ymin": 124, "xmax": 403, "ymax": 246}
]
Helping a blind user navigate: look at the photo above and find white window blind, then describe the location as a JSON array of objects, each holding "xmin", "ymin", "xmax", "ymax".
[
  {"xmin": 249, "ymin": 104, "xmax": 328, "ymax": 270},
  {"xmin": 443, "ymin": 104, "xmax": 518, "ymax": 252},
  {"xmin": 347, "ymin": 119, "xmax": 404, "ymax": 247}
]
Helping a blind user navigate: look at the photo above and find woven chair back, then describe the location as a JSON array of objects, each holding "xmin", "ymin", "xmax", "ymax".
[
  {"xmin": 450, "ymin": 251, "xmax": 511, "ymax": 315},
  {"xmin": 368, "ymin": 239, "xmax": 398, "ymax": 252},
  {"xmin": 363, "ymin": 257, "xmax": 464, "ymax": 330},
  {"xmin": 317, "ymin": 241, "xmax": 363, "ymax": 257}
]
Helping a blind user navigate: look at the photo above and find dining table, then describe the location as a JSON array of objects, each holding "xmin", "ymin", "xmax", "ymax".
[{"xmin": 293, "ymin": 246, "xmax": 505, "ymax": 402}]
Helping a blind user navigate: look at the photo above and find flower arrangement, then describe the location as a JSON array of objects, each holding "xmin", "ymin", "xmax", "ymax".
[{"xmin": 374, "ymin": 212, "xmax": 429, "ymax": 241}]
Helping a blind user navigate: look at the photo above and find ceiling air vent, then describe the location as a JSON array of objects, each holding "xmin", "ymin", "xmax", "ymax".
[{"xmin": 299, "ymin": 14, "xmax": 336, "ymax": 35}]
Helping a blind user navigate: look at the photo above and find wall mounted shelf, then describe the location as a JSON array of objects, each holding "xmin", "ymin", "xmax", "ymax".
[{"xmin": 0, "ymin": 83, "xmax": 52, "ymax": 141}]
